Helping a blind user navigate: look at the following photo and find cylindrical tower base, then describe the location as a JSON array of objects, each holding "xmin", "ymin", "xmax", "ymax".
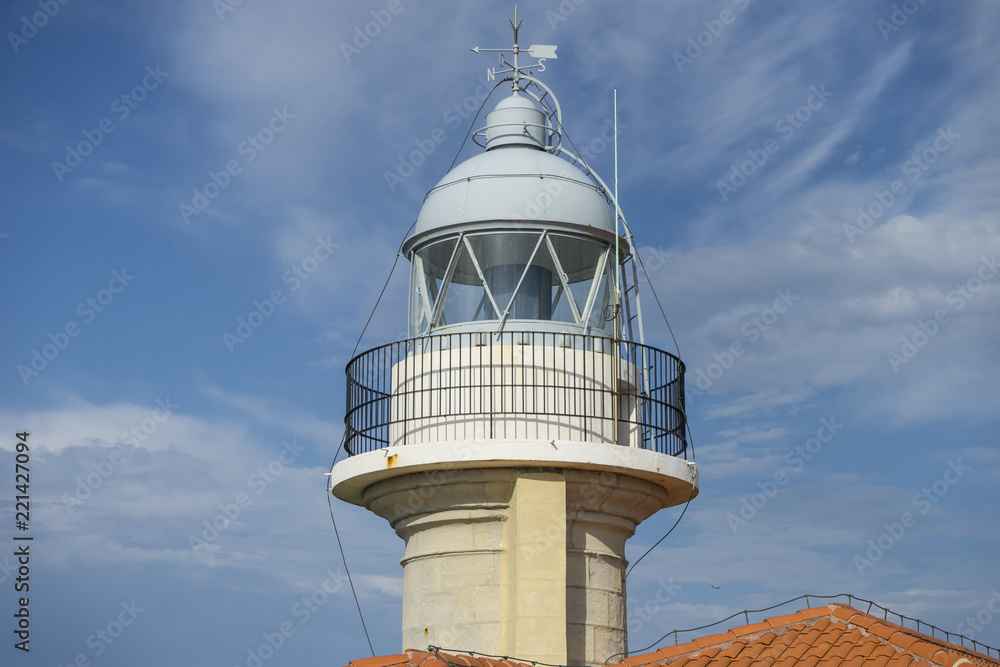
[{"xmin": 359, "ymin": 464, "xmax": 676, "ymax": 666}]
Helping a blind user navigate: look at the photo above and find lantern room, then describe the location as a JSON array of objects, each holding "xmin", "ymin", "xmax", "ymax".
[{"xmin": 403, "ymin": 91, "xmax": 625, "ymax": 338}]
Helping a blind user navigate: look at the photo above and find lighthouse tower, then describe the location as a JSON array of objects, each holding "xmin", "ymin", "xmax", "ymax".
[{"xmin": 331, "ymin": 22, "xmax": 697, "ymax": 667}]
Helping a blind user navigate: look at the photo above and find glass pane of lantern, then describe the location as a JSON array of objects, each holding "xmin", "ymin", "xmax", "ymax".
[
  {"xmin": 547, "ymin": 234, "xmax": 607, "ymax": 282},
  {"xmin": 409, "ymin": 259, "xmax": 430, "ymax": 336},
  {"xmin": 411, "ymin": 239, "xmax": 456, "ymax": 336},
  {"xmin": 547, "ymin": 235, "xmax": 613, "ymax": 330},
  {"xmin": 417, "ymin": 237, "xmax": 458, "ymax": 281},
  {"xmin": 439, "ymin": 240, "xmax": 499, "ymax": 326},
  {"xmin": 467, "ymin": 232, "xmax": 554, "ymax": 321},
  {"xmin": 586, "ymin": 259, "xmax": 614, "ymax": 332},
  {"xmin": 410, "ymin": 232, "xmax": 617, "ymax": 333}
]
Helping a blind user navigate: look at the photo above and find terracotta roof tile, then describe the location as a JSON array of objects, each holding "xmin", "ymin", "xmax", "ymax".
[
  {"xmin": 783, "ymin": 640, "xmax": 812, "ymax": 659},
  {"xmin": 739, "ymin": 642, "xmax": 768, "ymax": 660},
  {"xmin": 656, "ymin": 641, "xmax": 704, "ymax": 659},
  {"xmin": 685, "ymin": 654, "xmax": 714, "ymax": 667},
  {"xmin": 766, "ymin": 613, "xmax": 807, "ymax": 629},
  {"xmin": 344, "ymin": 603, "xmax": 1000, "ymax": 667},
  {"xmin": 348, "ymin": 655, "xmax": 412, "ymax": 667},
  {"xmin": 656, "ymin": 646, "xmax": 683, "ymax": 660},
  {"xmin": 798, "ymin": 606, "xmax": 835, "ymax": 621},
  {"xmin": 870, "ymin": 644, "xmax": 897, "ymax": 659},
  {"xmin": 911, "ymin": 640, "xmax": 944, "ymax": 661},
  {"xmin": 717, "ymin": 642, "xmax": 748, "ymax": 659},
  {"xmin": 930, "ymin": 648, "xmax": 957, "ymax": 665},
  {"xmin": 855, "ymin": 637, "xmax": 885, "ymax": 659},
  {"xmin": 869, "ymin": 654, "xmax": 892, "ymax": 667},
  {"xmin": 734, "ymin": 622, "xmax": 774, "ymax": 637},
  {"xmin": 869, "ymin": 622, "xmax": 899, "ymax": 641},
  {"xmin": 803, "ymin": 644, "xmax": 829, "ymax": 660},
  {"xmin": 887, "ymin": 632, "xmax": 922, "ymax": 650},
  {"xmin": 886, "ymin": 654, "xmax": 914, "ymax": 667},
  {"xmin": 934, "ymin": 653, "xmax": 969, "ymax": 667},
  {"xmin": 842, "ymin": 627, "xmax": 866, "ymax": 644},
  {"xmin": 851, "ymin": 614, "xmax": 881, "ymax": 631},
  {"xmin": 694, "ymin": 632, "xmax": 737, "ymax": 649},
  {"xmin": 826, "ymin": 640, "xmax": 855, "ymax": 660}
]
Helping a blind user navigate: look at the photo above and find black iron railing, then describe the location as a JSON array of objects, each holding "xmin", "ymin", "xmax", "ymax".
[{"xmin": 345, "ymin": 331, "xmax": 686, "ymax": 458}]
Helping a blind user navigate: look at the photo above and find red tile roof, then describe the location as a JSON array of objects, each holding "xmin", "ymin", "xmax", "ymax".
[
  {"xmin": 614, "ymin": 604, "xmax": 999, "ymax": 667},
  {"xmin": 340, "ymin": 604, "xmax": 999, "ymax": 667},
  {"xmin": 343, "ymin": 649, "xmax": 536, "ymax": 667}
]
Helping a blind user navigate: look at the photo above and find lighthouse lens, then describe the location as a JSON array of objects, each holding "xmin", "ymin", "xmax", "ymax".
[
  {"xmin": 409, "ymin": 231, "xmax": 615, "ymax": 335},
  {"xmin": 485, "ymin": 264, "xmax": 552, "ymax": 320}
]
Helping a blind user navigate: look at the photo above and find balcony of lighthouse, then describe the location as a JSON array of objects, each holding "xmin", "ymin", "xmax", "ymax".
[{"xmin": 344, "ymin": 327, "xmax": 686, "ymax": 457}]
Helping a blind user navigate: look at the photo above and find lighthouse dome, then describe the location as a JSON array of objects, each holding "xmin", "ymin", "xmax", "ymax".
[
  {"xmin": 409, "ymin": 148, "xmax": 615, "ymax": 241},
  {"xmin": 405, "ymin": 93, "xmax": 615, "ymax": 250},
  {"xmin": 401, "ymin": 94, "xmax": 622, "ymax": 337}
]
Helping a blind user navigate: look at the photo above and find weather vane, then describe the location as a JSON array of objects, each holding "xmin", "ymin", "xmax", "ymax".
[{"xmin": 470, "ymin": 5, "xmax": 557, "ymax": 91}]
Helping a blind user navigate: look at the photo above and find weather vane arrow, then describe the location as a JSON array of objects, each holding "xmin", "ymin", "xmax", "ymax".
[{"xmin": 472, "ymin": 6, "xmax": 558, "ymax": 86}]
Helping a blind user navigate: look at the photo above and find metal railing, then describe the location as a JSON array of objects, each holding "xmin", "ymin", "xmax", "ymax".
[{"xmin": 345, "ymin": 331, "xmax": 686, "ymax": 458}]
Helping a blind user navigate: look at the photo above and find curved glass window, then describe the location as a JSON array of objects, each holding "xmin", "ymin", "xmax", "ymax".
[{"xmin": 409, "ymin": 231, "xmax": 615, "ymax": 336}]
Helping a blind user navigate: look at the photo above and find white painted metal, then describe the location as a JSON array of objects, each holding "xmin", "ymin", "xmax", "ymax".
[
  {"xmin": 331, "ymin": 439, "xmax": 698, "ymax": 506},
  {"xmin": 409, "ymin": 147, "xmax": 615, "ymax": 239}
]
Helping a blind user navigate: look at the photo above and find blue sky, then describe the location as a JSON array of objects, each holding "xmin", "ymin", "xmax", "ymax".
[{"xmin": 2, "ymin": 1, "xmax": 999, "ymax": 665}]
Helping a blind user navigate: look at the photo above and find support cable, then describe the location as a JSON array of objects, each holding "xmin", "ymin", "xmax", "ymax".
[{"xmin": 326, "ymin": 449, "xmax": 375, "ymax": 657}]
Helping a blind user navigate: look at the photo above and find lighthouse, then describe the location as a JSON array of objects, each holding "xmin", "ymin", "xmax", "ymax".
[{"xmin": 331, "ymin": 19, "xmax": 697, "ymax": 667}]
